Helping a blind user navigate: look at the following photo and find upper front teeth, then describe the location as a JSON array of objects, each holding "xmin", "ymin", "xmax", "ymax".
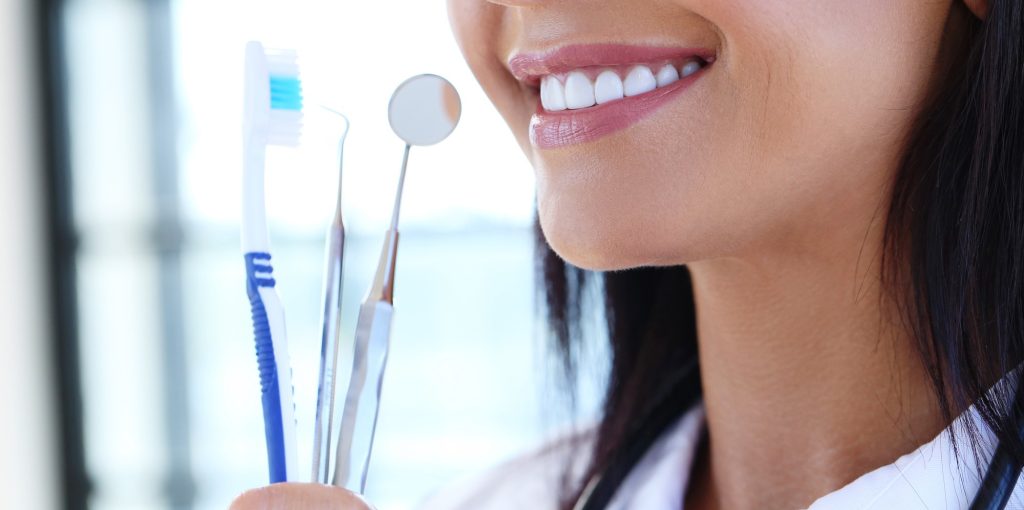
[
  {"xmin": 540, "ymin": 59, "xmax": 704, "ymax": 112},
  {"xmin": 595, "ymin": 70, "xmax": 624, "ymax": 105},
  {"xmin": 564, "ymin": 71, "xmax": 595, "ymax": 109},
  {"xmin": 540, "ymin": 74, "xmax": 568, "ymax": 111}
]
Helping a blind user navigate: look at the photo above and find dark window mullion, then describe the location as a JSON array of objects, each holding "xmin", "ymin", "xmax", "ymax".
[{"xmin": 37, "ymin": 0, "xmax": 88, "ymax": 508}]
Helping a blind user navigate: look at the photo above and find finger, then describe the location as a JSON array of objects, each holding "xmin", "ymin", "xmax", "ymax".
[{"xmin": 230, "ymin": 483, "xmax": 375, "ymax": 510}]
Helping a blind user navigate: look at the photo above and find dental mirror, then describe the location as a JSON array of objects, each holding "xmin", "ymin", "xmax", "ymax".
[
  {"xmin": 388, "ymin": 74, "xmax": 461, "ymax": 146},
  {"xmin": 331, "ymin": 76, "xmax": 461, "ymax": 492}
]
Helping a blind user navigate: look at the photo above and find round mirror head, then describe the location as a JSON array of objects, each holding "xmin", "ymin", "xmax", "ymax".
[{"xmin": 388, "ymin": 74, "xmax": 461, "ymax": 146}]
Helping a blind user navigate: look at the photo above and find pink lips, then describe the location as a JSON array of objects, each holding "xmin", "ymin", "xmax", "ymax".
[{"xmin": 508, "ymin": 44, "xmax": 714, "ymax": 150}]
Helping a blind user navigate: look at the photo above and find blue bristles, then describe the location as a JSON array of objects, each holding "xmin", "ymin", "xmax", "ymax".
[{"xmin": 269, "ymin": 75, "xmax": 303, "ymax": 111}]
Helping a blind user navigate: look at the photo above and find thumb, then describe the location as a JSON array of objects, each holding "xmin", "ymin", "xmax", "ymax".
[{"xmin": 230, "ymin": 483, "xmax": 375, "ymax": 510}]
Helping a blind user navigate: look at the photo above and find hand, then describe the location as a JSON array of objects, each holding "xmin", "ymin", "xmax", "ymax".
[{"xmin": 230, "ymin": 483, "xmax": 375, "ymax": 510}]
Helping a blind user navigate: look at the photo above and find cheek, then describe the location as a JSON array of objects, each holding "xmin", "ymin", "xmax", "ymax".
[
  {"xmin": 711, "ymin": 0, "xmax": 948, "ymax": 177},
  {"xmin": 682, "ymin": 0, "xmax": 950, "ymax": 247},
  {"xmin": 448, "ymin": 0, "xmax": 534, "ymax": 154}
]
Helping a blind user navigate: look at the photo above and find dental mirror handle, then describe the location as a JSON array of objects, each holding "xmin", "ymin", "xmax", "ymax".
[{"xmin": 332, "ymin": 229, "xmax": 399, "ymax": 492}]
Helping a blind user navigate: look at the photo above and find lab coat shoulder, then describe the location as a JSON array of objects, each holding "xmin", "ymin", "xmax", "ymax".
[
  {"xmin": 416, "ymin": 427, "xmax": 596, "ymax": 510},
  {"xmin": 416, "ymin": 377, "xmax": 1024, "ymax": 510}
]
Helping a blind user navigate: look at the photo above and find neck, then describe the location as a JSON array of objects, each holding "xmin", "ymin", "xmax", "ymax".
[{"xmin": 683, "ymin": 202, "xmax": 944, "ymax": 510}]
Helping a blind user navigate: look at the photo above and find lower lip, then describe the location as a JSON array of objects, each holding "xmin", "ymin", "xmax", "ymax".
[{"xmin": 529, "ymin": 67, "xmax": 708, "ymax": 150}]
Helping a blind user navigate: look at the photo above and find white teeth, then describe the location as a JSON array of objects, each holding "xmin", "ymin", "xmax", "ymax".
[
  {"xmin": 681, "ymin": 60, "xmax": 702, "ymax": 78},
  {"xmin": 540, "ymin": 76, "xmax": 567, "ymax": 111},
  {"xmin": 594, "ymin": 70, "xmax": 624, "ymax": 104},
  {"xmin": 564, "ymin": 71, "xmax": 596, "ymax": 110},
  {"xmin": 623, "ymin": 66, "xmax": 657, "ymax": 97},
  {"xmin": 656, "ymin": 65, "xmax": 679, "ymax": 87},
  {"xmin": 539, "ymin": 59, "xmax": 707, "ymax": 112}
]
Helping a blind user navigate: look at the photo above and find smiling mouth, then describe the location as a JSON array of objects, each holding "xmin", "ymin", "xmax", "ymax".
[{"xmin": 508, "ymin": 44, "xmax": 714, "ymax": 149}]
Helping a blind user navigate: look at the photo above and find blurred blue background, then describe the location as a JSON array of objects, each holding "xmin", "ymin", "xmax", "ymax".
[{"xmin": 0, "ymin": 0, "xmax": 606, "ymax": 509}]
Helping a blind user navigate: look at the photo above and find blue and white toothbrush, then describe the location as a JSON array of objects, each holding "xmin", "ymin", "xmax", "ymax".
[{"xmin": 241, "ymin": 41, "xmax": 302, "ymax": 483}]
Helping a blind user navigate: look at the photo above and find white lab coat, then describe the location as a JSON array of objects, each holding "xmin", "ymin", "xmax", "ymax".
[{"xmin": 420, "ymin": 395, "xmax": 1024, "ymax": 509}]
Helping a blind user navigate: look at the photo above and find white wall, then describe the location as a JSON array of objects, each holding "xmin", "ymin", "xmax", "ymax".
[{"xmin": 0, "ymin": 0, "xmax": 60, "ymax": 508}]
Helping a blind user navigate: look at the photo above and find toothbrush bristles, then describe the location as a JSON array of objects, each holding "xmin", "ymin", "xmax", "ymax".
[{"xmin": 265, "ymin": 49, "xmax": 303, "ymax": 146}]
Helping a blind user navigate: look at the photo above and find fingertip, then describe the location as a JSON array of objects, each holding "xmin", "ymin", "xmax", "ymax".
[
  {"xmin": 229, "ymin": 486, "xmax": 268, "ymax": 510},
  {"xmin": 229, "ymin": 483, "xmax": 374, "ymax": 510}
]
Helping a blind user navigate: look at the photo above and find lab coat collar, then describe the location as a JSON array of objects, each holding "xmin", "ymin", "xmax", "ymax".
[
  {"xmin": 608, "ymin": 396, "xmax": 1023, "ymax": 510},
  {"xmin": 806, "ymin": 403, "xmax": 1019, "ymax": 510}
]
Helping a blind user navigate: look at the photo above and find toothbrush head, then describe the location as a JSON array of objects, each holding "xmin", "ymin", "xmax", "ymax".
[{"xmin": 244, "ymin": 41, "xmax": 304, "ymax": 146}]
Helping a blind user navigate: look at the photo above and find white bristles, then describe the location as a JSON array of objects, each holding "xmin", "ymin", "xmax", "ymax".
[
  {"xmin": 268, "ymin": 111, "xmax": 302, "ymax": 147},
  {"xmin": 265, "ymin": 50, "xmax": 299, "ymax": 75},
  {"xmin": 266, "ymin": 61, "xmax": 300, "ymax": 76},
  {"xmin": 269, "ymin": 110, "xmax": 303, "ymax": 123}
]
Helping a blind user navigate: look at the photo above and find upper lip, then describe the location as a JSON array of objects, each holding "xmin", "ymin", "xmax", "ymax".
[{"xmin": 507, "ymin": 43, "xmax": 716, "ymax": 87}]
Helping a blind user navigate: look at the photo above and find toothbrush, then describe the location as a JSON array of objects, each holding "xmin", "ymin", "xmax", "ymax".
[
  {"xmin": 241, "ymin": 41, "xmax": 302, "ymax": 484},
  {"xmin": 311, "ymin": 112, "xmax": 350, "ymax": 484}
]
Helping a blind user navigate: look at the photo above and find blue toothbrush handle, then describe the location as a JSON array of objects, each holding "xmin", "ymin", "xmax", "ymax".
[{"xmin": 245, "ymin": 252, "xmax": 297, "ymax": 483}]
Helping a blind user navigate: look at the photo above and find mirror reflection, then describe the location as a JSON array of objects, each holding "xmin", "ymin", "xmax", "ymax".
[{"xmin": 388, "ymin": 74, "xmax": 462, "ymax": 147}]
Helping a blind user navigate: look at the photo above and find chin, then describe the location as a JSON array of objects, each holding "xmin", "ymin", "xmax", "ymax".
[
  {"xmin": 535, "ymin": 171, "xmax": 716, "ymax": 271},
  {"xmin": 538, "ymin": 208, "xmax": 671, "ymax": 272},
  {"xmin": 543, "ymin": 234, "xmax": 638, "ymax": 273}
]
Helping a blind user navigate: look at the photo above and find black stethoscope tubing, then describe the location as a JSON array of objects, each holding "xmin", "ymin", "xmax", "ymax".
[
  {"xmin": 970, "ymin": 379, "xmax": 1024, "ymax": 510},
  {"xmin": 577, "ymin": 365, "xmax": 1024, "ymax": 510}
]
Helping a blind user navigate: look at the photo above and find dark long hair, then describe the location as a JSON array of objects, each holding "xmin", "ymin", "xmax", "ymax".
[{"xmin": 540, "ymin": 1, "xmax": 1024, "ymax": 506}]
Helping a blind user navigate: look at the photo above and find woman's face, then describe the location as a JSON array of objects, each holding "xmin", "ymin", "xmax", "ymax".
[{"xmin": 448, "ymin": 0, "xmax": 956, "ymax": 270}]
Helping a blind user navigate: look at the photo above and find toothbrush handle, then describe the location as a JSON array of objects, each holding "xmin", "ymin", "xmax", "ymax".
[{"xmin": 245, "ymin": 252, "xmax": 299, "ymax": 483}]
